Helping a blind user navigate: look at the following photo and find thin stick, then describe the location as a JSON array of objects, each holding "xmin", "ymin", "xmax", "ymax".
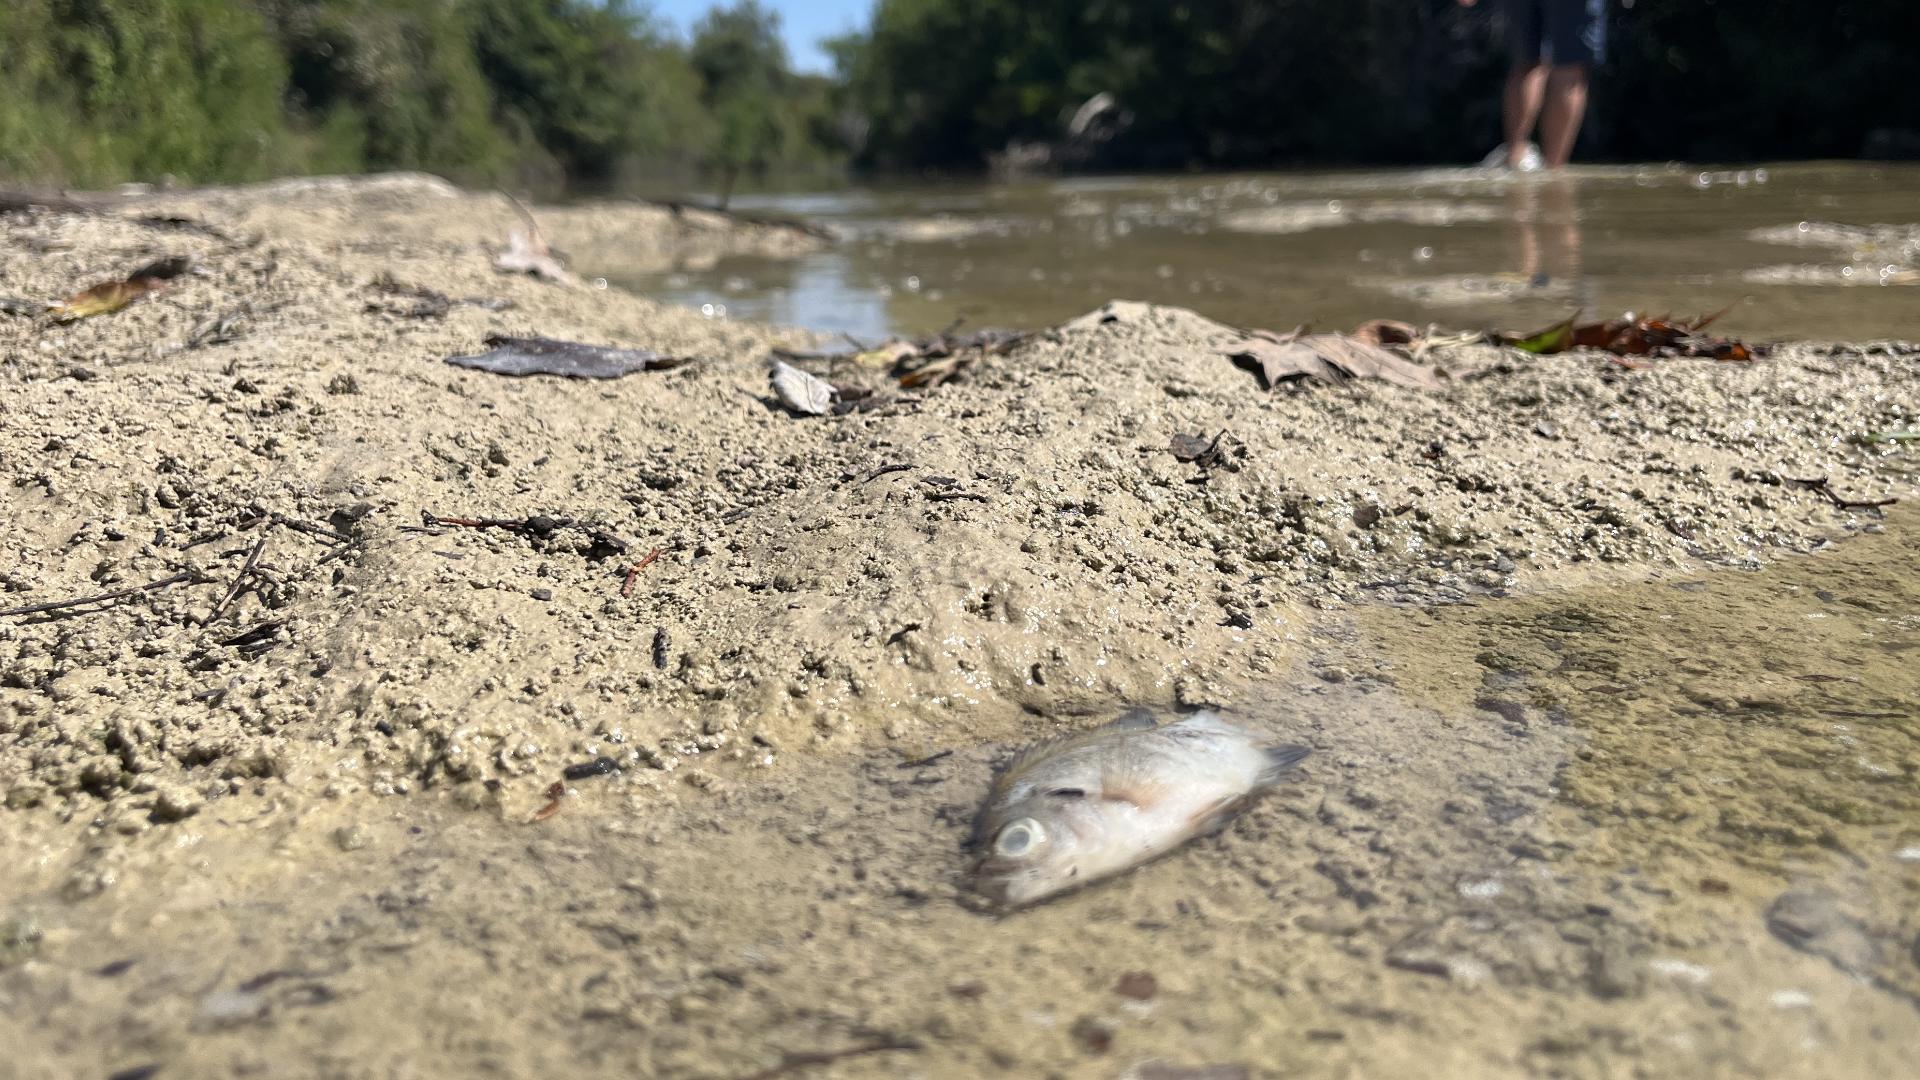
[
  {"xmin": 271, "ymin": 513, "xmax": 353, "ymax": 544},
  {"xmin": 734, "ymin": 1038, "xmax": 923, "ymax": 1080},
  {"xmin": 1787, "ymin": 477, "xmax": 1900, "ymax": 512},
  {"xmin": 621, "ymin": 546, "xmax": 664, "ymax": 598},
  {"xmin": 0, "ymin": 571, "xmax": 204, "ymax": 619},
  {"xmin": 206, "ymin": 537, "xmax": 267, "ymax": 623}
]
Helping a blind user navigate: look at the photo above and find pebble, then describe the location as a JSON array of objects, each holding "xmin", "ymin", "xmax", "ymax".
[
  {"xmin": 332, "ymin": 824, "xmax": 372, "ymax": 852},
  {"xmin": 1648, "ymin": 958, "xmax": 1712, "ymax": 986},
  {"xmin": 1770, "ymin": 989, "xmax": 1814, "ymax": 1010},
  {"xmin": 196, "ymin": 988, "xmax": 268, "ymax": 1027},
  {"xmin": 1069, "ymin": 1015, "xmax": 1115, "ymax": 1054}
]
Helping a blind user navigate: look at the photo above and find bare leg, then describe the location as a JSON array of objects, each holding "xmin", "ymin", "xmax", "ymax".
[
  {"xmin": 1539, "ymin": 63, "xmax": 1590, "ymax": 168},
  {"xmin": 1503, "ymin": 63, "xmax": 1548, "ymax": 166}
]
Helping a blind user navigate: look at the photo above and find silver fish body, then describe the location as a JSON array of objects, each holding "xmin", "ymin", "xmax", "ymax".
[{"xmin": 971, "ymin": 710, "xmax": 1309, "ymax": 908}]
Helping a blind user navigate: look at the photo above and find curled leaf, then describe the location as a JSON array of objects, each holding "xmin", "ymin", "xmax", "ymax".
[
  {"xmin": 1227, "ymin": 333, "xmax": 1442, "ymax": 391},
  {"xmin": 1504, "ymin": 314, "xmax": 1577, "ymax": 354},
  {"xmin": 492, "ymin": 193, "xmax": 573, "ymax": 284},
  {"xmin": 51, "ymin": 255, "xmax": 193, "ymax": 322},
  {"xmin": 1351, "ymin": 319, "xmax": 1418, "ymax": 347},
  {"xmin": 770, "ymin": 360, "xmax": 837, "ymax": 416}
]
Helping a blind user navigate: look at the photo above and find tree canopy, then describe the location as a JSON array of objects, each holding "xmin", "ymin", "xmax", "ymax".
[{"xmin": 2, "ymin": 0, "xmax": 1915, "ymax": 188}]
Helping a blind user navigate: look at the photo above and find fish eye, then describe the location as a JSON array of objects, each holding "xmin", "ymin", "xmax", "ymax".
[{"xmin": 995, "ymin": 818, "xmax": 1046, "ymax": 858}]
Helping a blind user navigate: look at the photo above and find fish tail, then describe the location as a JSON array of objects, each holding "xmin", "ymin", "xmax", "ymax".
[{"xmin": 1258, "ymin": 743, "xmax": 1312, "ymax": 786}]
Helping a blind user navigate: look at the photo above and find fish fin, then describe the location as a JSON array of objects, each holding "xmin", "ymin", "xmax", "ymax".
[
  {"xmin": 1189, "ymin": 794, "xmax": 1254, "ymax": 835},
  {"xmin": 1098, "ymin": 769, "xmax": 1173, "ymax": 810},
  {"xmin": 1258, "ymin": 743, "xmax": 1312, "ymax": 787},
  {"xmin": 1103, "ymin": 707, "xmax": 1159, "ymax": 732}
]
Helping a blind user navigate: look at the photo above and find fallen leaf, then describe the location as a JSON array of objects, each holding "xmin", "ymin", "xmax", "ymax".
[
  {"xmin": 897, "ymin": 352, "xmax": 973, "ymax": 388},
  {"xmin": 446, "ymin": 335, "xmax": 690, "ymax": 379},
  {"xmin": 854, "ymin": 340, "xmax": 921, "ymax": 368},
  {"xmin": 492, "ymin": 193, "xmax": 573, "ymax": 284},
  {"xmin": 770, "ymin": 360, "xmax": 836, "ymax": 415},
  {"xmin": 1227, "ymin": 333, "xmax": 1442, "ymax": 391},
  {"xmin": 1351, "ymin": 319, "xmax": 1418, "ymax": 347},
  {"xmin": 1503, "ymin": 305, "xmax": 1759, "ymax": 364},
  {"xmin": 1505, "ymin": 314, "xmax": 1577, "ymax": 354},
  {"xmin": 50, "ymin": 256, "xmax": 193, "ymax": 322},
  {"xmin": 1169, "ymin": 430, "xmax": 1227, "ymax": 466}
]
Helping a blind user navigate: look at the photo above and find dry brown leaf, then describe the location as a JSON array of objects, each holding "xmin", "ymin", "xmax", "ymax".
[
  {"xmin": 1226, "ymin": 333, "xmax": 1442, "ymax": 391},
  {"xmin": 50, "ymin": 255, "xmax": 192, "ymax": 322},
  {"xmin": 1351, "ymin": 319, "xmax": 1418, "ymax": 347}
]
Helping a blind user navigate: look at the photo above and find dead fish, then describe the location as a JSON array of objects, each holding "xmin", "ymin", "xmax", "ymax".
[{"xmin": 972, "ymin": 710, "xmax": 1309, "ymax": 908}]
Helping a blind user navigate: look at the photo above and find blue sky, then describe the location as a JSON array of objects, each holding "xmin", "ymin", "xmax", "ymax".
[{"xmin": 648, "ymin": 1, "xmax": 873, "ymax": 74}]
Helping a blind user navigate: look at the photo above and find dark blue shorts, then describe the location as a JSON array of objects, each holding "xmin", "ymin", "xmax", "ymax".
[{"xmin": 1504, "ymin": 0, "xmax": 1607, "ymax": 67}]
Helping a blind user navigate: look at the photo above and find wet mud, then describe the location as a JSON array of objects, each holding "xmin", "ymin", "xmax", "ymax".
[{"xmin": 4, "ymin": 515, "xmax": 1915, "ymax": 1080}]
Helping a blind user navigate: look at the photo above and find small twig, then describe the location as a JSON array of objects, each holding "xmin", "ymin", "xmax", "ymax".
[
  {"xmin": 206, "ymin": 536, "xmax": 268, "ymax": 623},
  {"xmin": 621, "ymin": 546, "xmax": 664, "ymax": 597},
  {"xmin": 1786, "ymin": 476, "xmax": 1899, "ymax": 512},
  {"xmin": 895, "ymin": 749, "xmax": 953, "ymax": 769},
  {"xmin": 271, "ymin": 513, "xmax": 353, "ymax": 545},
  {"xmin": 862, "ymin": 463, "xmax": 914, "ymax": 484},
  {"xmin": 734, "ymin": 1038, "xmax": 923, "ymax": 1080},
  {"xmin": 0, "ymin": 570, "xmax": 208, "ymax": 619}
]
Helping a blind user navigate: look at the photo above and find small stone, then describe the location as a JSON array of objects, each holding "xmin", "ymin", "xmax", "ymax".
[
  {"xmin": 1317, "ymin": 665, "xmax": 1351, "ymax": 684},
  {"xmin": 1069, "ymin": 1015, "xmax": 1114, "ymax": 1054},
  {"xmin": 530, "ymin": 588, "xmax": 554, "ymax": 602},
  {"xmin": 332, "ymin": 824, "xmax": 371, "ymax": 852},
  {"xmin": 681, "ymin": 769, "xmax": 716, "ymax": 789},
  {"xmin": 1114, "ymin": 971, "xmax": 1158, "ymax": 1000},
  {"xmin": 196, "ymin": 988, "xmax": 268, "ymax": 1027}
]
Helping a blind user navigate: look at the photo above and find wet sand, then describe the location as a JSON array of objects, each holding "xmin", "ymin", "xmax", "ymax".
[
  {"xmin": 2, "ymin": 175, "xmax": 1917, "ymax": 1079},
  {"xmin": 4, "ymin": 516, "xmax": 1916, "ymax": 1080}
]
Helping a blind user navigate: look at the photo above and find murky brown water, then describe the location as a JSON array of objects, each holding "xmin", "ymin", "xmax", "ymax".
[
  {"xmin": 5, "ymin": 514, "xmax": 1915, "ymax": 1079},
  {"xmin": 608, "ymin": 163, "xmax": 1920, "ymax": 343}
]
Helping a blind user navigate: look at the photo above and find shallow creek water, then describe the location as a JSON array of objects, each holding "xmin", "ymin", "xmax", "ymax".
[
  {"xmin": 610, "ymin": 162, "xmax": 1920, "ymax": 343},
  {"xmin": 2, "ymin": 515, "xmax": 1916, "ymax": 1079}
]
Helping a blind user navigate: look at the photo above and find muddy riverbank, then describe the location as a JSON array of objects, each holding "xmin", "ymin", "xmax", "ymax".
[
  {"xmin": 3, "ymin": 514, "xmax": 1916, "ymax": 1080},
  {"xmin": 2, "ymin": 174, "xmax": 1917, "ymax": 1079}
]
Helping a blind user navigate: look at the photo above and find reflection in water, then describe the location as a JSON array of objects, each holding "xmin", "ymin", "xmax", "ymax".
[
  {"xmin": 603, "ymin": 163, "xmax": 1920, "ymax": 342},
  {"xmin": 1508, "ymin": 175, "xmax": 1589, "ymax": 310}
]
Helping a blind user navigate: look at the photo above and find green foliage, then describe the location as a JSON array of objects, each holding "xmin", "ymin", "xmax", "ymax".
[
  {"xmin": 468, "ymin": 0, "xmax": 708, "ymax": 182},
  {"xmin": 0, "ymin": 0, "xmax": 841, "ymax": 190},
  {"xmin": 1, "ymin": 0, "xmax": 293, "ymax": 186},
  {"xmin": 689, "ymin": 2, "xmax": 842, "ymax": 199},
  {"xmin": 266, "ymin": 0, "xmax": 509, "ymax": 181}
]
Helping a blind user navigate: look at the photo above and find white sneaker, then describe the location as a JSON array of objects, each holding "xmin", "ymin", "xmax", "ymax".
[{"xmin": 1479, "ymin": 142, "xmax": 1543, "ymax": 172}]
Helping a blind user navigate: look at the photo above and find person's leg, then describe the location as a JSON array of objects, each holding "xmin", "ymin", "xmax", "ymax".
[
  {"xmin": 1504, "ymin": 63, "xmax": 1549, "ymax": 166},
  {"xmin": 1538, "ymin": 0, "xmax": 1605, "ymax": 168},
  {"xmin": 1499, "ymin": 0, "xmax": 1549, "ymax": 165},
  {"xmin": 1538, "ymin": 64, "xmax": 1588, "ymax": 168}
]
